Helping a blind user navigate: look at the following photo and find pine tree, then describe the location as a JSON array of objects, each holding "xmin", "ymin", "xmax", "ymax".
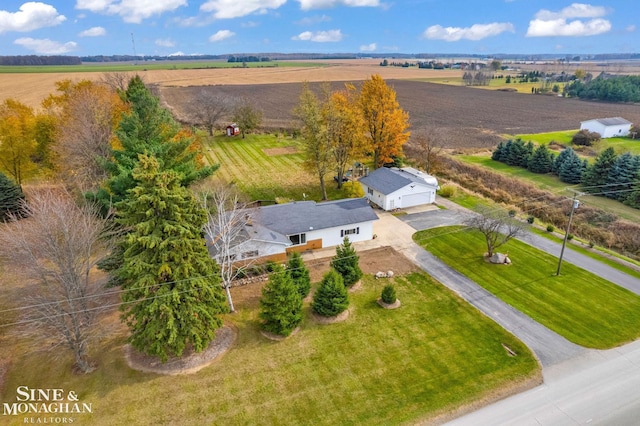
[
  {"xmin": 287, "ymin": 251, "xmax": 311, "ymax": 299},
  {"xmin": 528, "ymin": 144, "xmax": 554, "ymax": 174},
  {"xmin": 624, "ymin": 172, "xmax": 640, "ymax": 208},
  {"xmin": 582, "ymin": 147, "xmax": 617, "ymax": 192},
  {"xmin": 604, "ymin": 153, "xmax": 640, "ymax": 200},
  {"xmin": 330, "ymin": 236, "xmax": 363, "ymax": 287},
  {"xmin": 116, "ymin": 155, "xmax": 227, "ymax": 362},
  {"xmin": 0, "ymin": 171, "xmax": 24, "ymax": 221},
  {"xmin": 559, "ymin": 151, "xmax": 586, "ymax": 184},
  {"xmin": 491, "ymin": 141, "xmax": 505, "ymax": 162},
  {"xmin": 553, "ymin": 147, "xmax": 575, "ymax": 174},
  {"xmin": 259, "ymin": 264, "xmax": 303, "ymax": 336},
  {"xmin": 312, "ymin": 269, "xmax": 349, "ymax": 317}
]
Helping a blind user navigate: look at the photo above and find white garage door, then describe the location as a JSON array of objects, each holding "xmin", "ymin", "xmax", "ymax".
[{"xmin": 401, "ymin": 192, "xmax": 429, "ymax": 208}]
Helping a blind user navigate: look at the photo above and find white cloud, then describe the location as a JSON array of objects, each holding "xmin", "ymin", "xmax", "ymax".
[
  {"xmin": 625, "ymin": 25, "xmax": 636, "ymax": 33},
  {"xmin": 423, "ymin": 22, "xmax": 514, "ymax": 41},
  {"xmin": 295, "ymin": 14, "xmax": 331, "ymax": 25},
  {"xmin": 14, "ymin": 37, "xmax": 77, "ymax": 54},
  {"xmin": 200, "ymin": 0, "xmax": 286, "ymax": 19},
  {"xmin": 75, "ymin": 0, "xmax": 187, "ymax": 24},
  {"xmin": 209, "ymin": 29, "xmax": 235, "ymax": 42},
  {"xmin": 526, "ymin": 3, "xmax": 611, "ymax": 37},
  {"xmin": 359, "ymin": 42, "xmax": 376, "ymax": 52},
  {"xmin": 0, "ymin": 2, "xmax": 66, "ymax": 34},
  {"xmin": 78, "ymin": 26, "xmax": 106, "ymax": 37},
  {"xmin": 296, "ymin": 0, "xmax": 380, "ymax": 10},
  {"xmin": 155, "ymin": 38, "xmax": 175, "ymax": 47},
  {"xmin": 292, "ymin": 29, "xmax": 343, "ymax": 42}
]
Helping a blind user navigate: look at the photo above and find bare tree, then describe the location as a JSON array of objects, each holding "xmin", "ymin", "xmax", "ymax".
[
  {"xmin": 202, "ymin": 186, "xmax": 254, "ymax": 313},
  {"xmin": 464, "ymin": 207, "xmax": 526, "ymax": 258},
  {"xmin": 406, "ymin": 126, "xmax": 448, "ymax": 174},
  {"xmin": 0, "ymin": 188, "xmax": 111, "ymax": 373},
  {"xmin": 101, "ymin": 71, "xmax": 134, "ymax": 92},
  {"xmin": 186, "ymin": 90, "xmax": 232, "ymax": 136}
]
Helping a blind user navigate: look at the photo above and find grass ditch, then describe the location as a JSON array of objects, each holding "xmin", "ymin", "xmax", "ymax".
[
  {"xmin": 414, "ymin": 226, "xmax": 640, "ymax": 349},
  {"xmin": 1, "ymin": 273, "xmax": 539, "ymax": 425}
]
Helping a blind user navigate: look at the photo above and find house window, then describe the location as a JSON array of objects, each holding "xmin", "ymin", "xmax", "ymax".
[
  {"xmin": 242, "ymin": 250, "xmax": 258, "ymax": 259},
  {"xmin": 367, "ymin": 187, "xmax": 374, "ymax": 195},
  {"xmin": 288, "ymin": 233, "xmax": 306, "ymax": 246},
  {"xmin": 341, "ymin": 227, "xmax": 359, "ymax": 237}
]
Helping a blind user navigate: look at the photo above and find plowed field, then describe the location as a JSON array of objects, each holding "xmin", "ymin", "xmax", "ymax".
[{"xmin": 161, "ymin": 79, "xmax": 640, "ymax": 148}]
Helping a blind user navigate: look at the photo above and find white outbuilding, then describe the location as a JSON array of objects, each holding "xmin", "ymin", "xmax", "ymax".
[
  {"xmin": 359, "ymin": 167, "xmax": 439, "ymax": 211},
  {"xmin": 580, "ymin": 117, "xmax": 632, "ymax": 138}
]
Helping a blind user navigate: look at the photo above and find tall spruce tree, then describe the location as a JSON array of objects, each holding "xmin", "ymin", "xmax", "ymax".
[
  {"xmin": 312, "ymin": 269, "xmax": 349, "ymax": 317},
  {"xmin": 582, "ymin": 147, "xmax": 617, "ymax": 192},
  {"xmin": 259, "ymin": 264, "xmax": 303, "ymax": 336},
  {"xmin": 287, "ymin": 251, "xmax": 311, "ymax": 299},
  {"xmin": 604, "ymin": 153, "xmax": 640, "ymax": 200},
  {"xmin": 0, "ymin": 171, "xmax": 24, "ymax": 221},
  {"xmin": 330, "ymin": 236, "xmax": 363, "ymax": 287},
  {"xmin": 528, "ymin": 144, "xmax": 554, "ymax": 173},
  {"xmin": 624, "ymin": 173, "xmax": 640, "ymax": 208},
  {"xmin": 559, "ymin": 152, "xmax": 586, "ymax": 184},
  {"xmin": 116, "ymin": 155, "xmax": 227, "ymax": 362},
  {"xmin": 553, "ymin": 147, "xmax": 576, "ymax": 174}
]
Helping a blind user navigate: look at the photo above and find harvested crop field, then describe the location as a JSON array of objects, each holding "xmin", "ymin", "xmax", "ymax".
[{"xmin": 161, "ymin": 79, "xmax": 640, "ymax": 148}]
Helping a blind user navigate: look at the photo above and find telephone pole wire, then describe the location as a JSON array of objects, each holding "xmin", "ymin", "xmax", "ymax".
[{"xmin": 556, "ymin": 191, "xmax": 581, "ymax": 276}]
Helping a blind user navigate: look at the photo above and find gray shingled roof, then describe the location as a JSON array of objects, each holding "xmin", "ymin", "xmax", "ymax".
[
  {"xmin": 359, "ymin": 167, "xmax": 437, "ymax": 195},
  {"xmin": 249, "ymin": 198, "xmax": 378, "ymax": 235},
  {"xmin": 584, "ymin": 117, "xmax": 632, "ymax": 126}
]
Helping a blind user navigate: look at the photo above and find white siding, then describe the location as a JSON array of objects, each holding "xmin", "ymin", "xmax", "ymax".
[
  {"xmin": 580, "ymin": 120, "xmax": 631, "ymax": 138},
  {"xmin": 307, "ymin": 221, "xmax": 375, "ymax": 247}
]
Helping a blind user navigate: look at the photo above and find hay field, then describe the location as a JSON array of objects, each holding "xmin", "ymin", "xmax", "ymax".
[{"xmin": 0, "ymin": 59, "xmax": 461, "ymax": 108}]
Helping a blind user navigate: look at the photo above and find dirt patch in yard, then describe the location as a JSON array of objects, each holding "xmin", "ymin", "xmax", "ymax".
[{"xmin": 263, "ymin": 146, "xmax": 299, "ymax": 156}]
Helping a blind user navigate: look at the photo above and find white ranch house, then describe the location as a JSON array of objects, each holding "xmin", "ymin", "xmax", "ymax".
[
  {"xmin": 359, "ymin": 167, "xmax": 439, "ymax": 211},
  {"xmin": 206, "ymin": 198, "xmax": 378, "ymax": 264},
  {"xmin": 580, "ymin": 117, "xmax": 632, "ymax": 138}
]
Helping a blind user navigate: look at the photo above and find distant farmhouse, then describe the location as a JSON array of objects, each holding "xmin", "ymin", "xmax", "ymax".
[
  {"xmin": 206, "ymin": 198, "xmax": 378, "ymax": 264},
  {"xmin": 359, "ymin": 167, "xmax": 439, "ymax": 211},
  {"xmin": 580, "ymin": 117, "xmax": 632, "ymax": 138}
]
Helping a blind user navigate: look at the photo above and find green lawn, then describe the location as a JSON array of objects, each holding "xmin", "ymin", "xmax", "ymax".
[
  {"xmin": 2, "ymin": 273, "xmax": 538, "ymax": 425},
  {"xmin": 414, "ymin": 226, "xmax": 640, "ymax": 348},
  {"xmin": 204, "ymin": 133, "xmax": 353, "ymax": 202},
  {"xmin": 509, "ymin": 131, "xmax": 640, "ymax": 155}
]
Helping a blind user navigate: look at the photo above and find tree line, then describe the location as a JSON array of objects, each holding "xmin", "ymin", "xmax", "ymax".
[
  {"xmin": 565, "ymin": 75, "xmax": 640, "ymax": 102},
  {"xmin": 492, "ymin": 139, "xmax": 640, "ymax": 208},
  {"xmin": 0, "ymin": 55, "xmax": 81, "ymax": 65}
]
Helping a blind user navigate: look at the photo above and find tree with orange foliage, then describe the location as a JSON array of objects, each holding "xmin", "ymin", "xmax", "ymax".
[
  {"xmin": 43, "ymin": 80, "xmax": 127, "ymax": 192},
  {"xmin": 0, "ymin": 99, "xmax": 38, "ymax": 185},
  {"xmin": 324, "ymin": 84, "xmax": 366, "ymax": 188},
  {"xmin": 358, "ymin": 74, "xmax": 410, "ymax": 168}
]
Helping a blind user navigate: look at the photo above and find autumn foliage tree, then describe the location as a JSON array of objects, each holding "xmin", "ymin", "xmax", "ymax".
[
  {"xmin": 359, "ymin": 74, "xmax": 410, "ymax": 168},
  {"xmin": 0, "ymin": 99, "xmax": 38, "ymax": 185}
]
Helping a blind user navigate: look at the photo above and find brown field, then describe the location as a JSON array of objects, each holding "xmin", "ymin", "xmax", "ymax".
[{"xmin": 2, "ymin": 58, "xmax": 638, "ymax": 149}]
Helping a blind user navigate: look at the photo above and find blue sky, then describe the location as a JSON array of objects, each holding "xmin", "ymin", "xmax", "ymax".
[{"xmin": 0, "ymin": 1, "xmax": 637, "ymax": 56}]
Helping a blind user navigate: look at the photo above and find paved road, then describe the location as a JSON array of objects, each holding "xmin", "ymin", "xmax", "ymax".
[{"xmin": 446, "ymin": 339, "xmax": 640, "ymax": 425}]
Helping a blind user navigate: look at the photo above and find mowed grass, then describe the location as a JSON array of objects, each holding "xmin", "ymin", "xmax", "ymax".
[
  {"xmin": 456, "ymin": 155, "xmax": 640, "ymax": 223},
  {"xmin": 414, "ymin": 226, "xmax": 640, "ymax": 348},
  {"xmin": 2, "ymin": 273, "xmax": 539, "ymax": 425},
  {"xmin": 204, "ymin": 133, "xmax": 346, "ymax": 201},
  {"xmin": 511, "ymin": 131, "xmax": 640, "ymax": 155}
]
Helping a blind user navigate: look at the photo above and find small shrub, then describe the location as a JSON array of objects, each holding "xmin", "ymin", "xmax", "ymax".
[
  {"xmin": 572, "ymin": 129, "xmax": 600, "ymax": 146},
  {"xmin": 381, "ymin": 285, "xmax": 396, "ymax": 304},
  {"xmin": 438, "ymin": 184, "xmax": 456, "ymax": 198},
  {"xmin": 588, "ymin": 241, "xmax": 595, "ymax": 248},
  {"xmin": 265, "ymin": 260, "xmax": 278, "ymax": 273},
  {"xmin": 567, "ymin": 234, "xmax": 574, "ymax": 241},
  {"xmin": 527, "ymin": 216, "xmax": 535, "ymax": 224},
  {"xmin": 341, "ymin": 181, "xmax": 364, "ymax": 198},
  {"xmin": 508, "ymin": 209, "xmax": 517, "ymax": 217},
  {"xmin": 546, "ymin": 225, "xmax": 555, "ymax": 232}
]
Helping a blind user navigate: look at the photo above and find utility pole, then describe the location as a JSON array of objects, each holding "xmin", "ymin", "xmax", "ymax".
[{"xmin": 556, "ymin": 192, "xmax": 581, "ymax": 276}]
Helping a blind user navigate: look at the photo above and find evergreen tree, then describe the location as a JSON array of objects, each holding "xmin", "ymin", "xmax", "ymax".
[
  {"xmin": 582, "ymin": 147, "xmax": 617, "ymax": 192},
  {"xmin": 604, "ymin": 153, "xmax": 640, "ymax": 200},
  {"xmin": 624, "ymin": 172, "xmax": 640, "ymax": 208},
  {"xmin": 116, "ymin": 155, "xmax": 227, "ymax": 362},
  {"xmin": 559, "ymin": 152, "xmax": 586, "ymax": 184},
  {"xmin": 505, "ymin": 138, "xmax": 530, "ymax": 167},
  {"xmin": 259, "ymin": 264, "xmax": 303, "ymax": 336},
  {"xmin": 312, "ymin": 269, "xmax": 349, "ymax": 317},
  {"xmin": 528, "ymin": 144, "xmax": 554, "ymax": 174},
  {"xmin": 0, "ymin": 171, "xmax": 24, "ymax": 221},
  {"xmin": 330, "ymin": 236, "xmax": 363, "ymax": 287},
  {"xmin": 287, "ymin": 251, "xmax": 311, "ymax": 299},
  {"xmin": 491, "ymin": 141, "xmax": 505, "ymax": 162},
  {"xmin": 553, "ymin": 147, "xmax": 576, "ymax": 174}
]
